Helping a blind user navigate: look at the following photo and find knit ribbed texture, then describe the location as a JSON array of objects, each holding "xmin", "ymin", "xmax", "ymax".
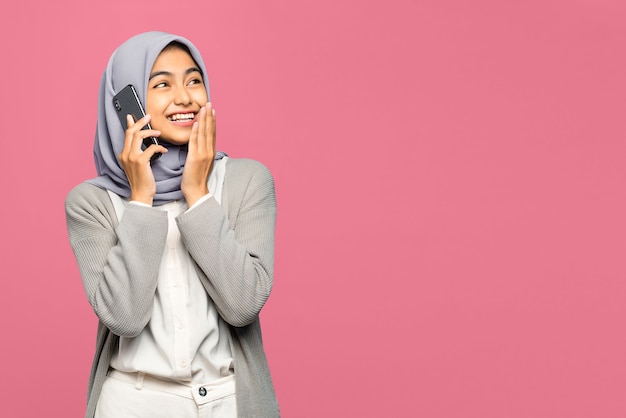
[{"xmin": 65, "ymin": 158, "xmax": 279, "ymax": 417}]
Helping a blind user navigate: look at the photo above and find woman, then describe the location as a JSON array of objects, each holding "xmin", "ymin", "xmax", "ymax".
[{"xmin": 65, "ymin": 31, "xmax": 279, "ymax": 418}]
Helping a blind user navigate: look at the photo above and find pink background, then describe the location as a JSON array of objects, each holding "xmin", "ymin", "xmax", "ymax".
[{"xmin": 1, "ymin": 0, "xmax": 626, "ymax": 416}]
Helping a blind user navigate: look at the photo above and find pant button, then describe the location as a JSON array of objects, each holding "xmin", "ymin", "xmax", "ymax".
[{"xmin": 199, "ymin": 387, "xmax": 207, "ymax": 397}]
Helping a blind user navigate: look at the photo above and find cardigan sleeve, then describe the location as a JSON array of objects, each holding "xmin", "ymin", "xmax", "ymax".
[
  {"xmin": 65, "ymin": 182, "xmax": 169, "ymax": 337},
  {"xmin": 176, "ymin": 159, "xmax": 277, "ymax": 327}
]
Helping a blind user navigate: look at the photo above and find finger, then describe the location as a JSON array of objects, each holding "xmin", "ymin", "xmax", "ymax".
[
  {"xmin": 133, "ymin": 130, "xmax": 162, "ymax": 155},
  {"xmin": 126, "ymin": 113, "xmax": 137, "ymax": 128},
  {"xmin": 188, "ymin": 118, "xmax": 200, "ymax": 152},
  {"xmin": 128, "ymin": 114, "xmax": 161, "ymax": 155},
  {"xmin": 124, "ymin": 114, "xmax": 150, "ymax": 153},
  {"xmin": 143, "ymin": 143, "xmax": 168, "ymax": 159},
  {"xmin": 203, "ymin": 104, "xmax": 215, "ymax": 154},
  {"xmin": 203, "ymin": 103, "xmax": 215, "ymax": 155},
  {"xmin": 128, "ymin": 113, "xmax": 151, "ymax": 131},
  {"xmin": 121, "ymin": 114, "xmax": 135, "ymax": 155},
  {"xmin": 205, "ymin": 103, "xmax": 213, "ymax": 143},
  {"xmin": 211, "ymin": 107, "xmax": 216, "ymax": 149},
  {"xmin": 196, "ymin": 106, "xmax": 208, "ymax": 153}
]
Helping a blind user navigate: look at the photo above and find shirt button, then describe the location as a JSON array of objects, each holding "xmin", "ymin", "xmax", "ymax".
[
  {"xmin": 199, "ymin": 387, "xmax": 207, "ymax": 397},
  {"xmin": 180, "ymin": 361, "xmax": 186, "ymax": 368}
]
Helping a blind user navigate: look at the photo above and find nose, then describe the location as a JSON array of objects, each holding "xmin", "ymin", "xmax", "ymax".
[{"xmin": 173, "ymin": 86, "xmax": 192, "ymax": 106}]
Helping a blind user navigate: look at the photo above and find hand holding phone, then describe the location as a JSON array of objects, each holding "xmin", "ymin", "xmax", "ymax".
[{"xmin": 113, "ymin": 84, "xmax": 162, "ymax": 162}]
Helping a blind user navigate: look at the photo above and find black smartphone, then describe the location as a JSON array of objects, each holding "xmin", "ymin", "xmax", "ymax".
[{"xmin": 112, "ymin": 84, "xmax": 161, "ymax": 162}]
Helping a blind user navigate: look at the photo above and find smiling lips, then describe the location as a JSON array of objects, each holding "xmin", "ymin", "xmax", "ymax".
[{"xmin": 167, "ymin": 112, "xmax": 196, "ymax": 125}]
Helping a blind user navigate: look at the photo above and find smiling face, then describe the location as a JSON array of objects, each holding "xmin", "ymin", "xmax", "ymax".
[{"xmin": 146, "ymin": 44, "xmax": 208, "ymax": 145}]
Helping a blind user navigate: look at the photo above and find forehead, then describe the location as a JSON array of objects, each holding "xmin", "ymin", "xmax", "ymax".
[{"xmin": 151, "ymin": 47, "xmax": 198, "ymax": 72}]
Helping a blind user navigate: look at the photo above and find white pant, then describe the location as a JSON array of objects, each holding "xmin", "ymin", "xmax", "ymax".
[{"xmin": 95, "ymin": 370, "xmax": 237, "ymax": 418}]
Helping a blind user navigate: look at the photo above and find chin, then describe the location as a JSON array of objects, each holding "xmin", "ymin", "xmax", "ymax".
[{"xmin": 160, "ymin": 137, "xmax": 190, "ymax": 146}]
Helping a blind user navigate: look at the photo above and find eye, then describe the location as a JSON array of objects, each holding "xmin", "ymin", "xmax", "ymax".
[
  {"xmin": 153, "ymin": 81, "xmax": 168, "ymax": 88},
  {"xmin": 188, "ymin": 78, "xmax": 203, "ymax": 86}
]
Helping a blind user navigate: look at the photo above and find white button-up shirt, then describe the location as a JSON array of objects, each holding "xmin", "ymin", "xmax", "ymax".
[{"xmin": 108, "ymin": 157, "xmax": 233, "ymax": 384}]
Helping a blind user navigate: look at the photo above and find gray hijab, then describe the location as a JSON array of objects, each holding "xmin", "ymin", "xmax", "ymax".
[{"xmin": 87, "ymin": 31, "xmax": 224, "ymax": 205}]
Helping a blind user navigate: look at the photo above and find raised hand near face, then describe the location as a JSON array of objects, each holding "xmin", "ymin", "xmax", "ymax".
[{"xmin": 181, "ymin": 103, "xmax": 216, "ymax": 207}]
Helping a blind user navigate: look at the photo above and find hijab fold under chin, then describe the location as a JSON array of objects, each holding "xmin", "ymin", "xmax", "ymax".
[{"xmin": 87, "ymin": 31, "xmax": 225, "ymax": 206}]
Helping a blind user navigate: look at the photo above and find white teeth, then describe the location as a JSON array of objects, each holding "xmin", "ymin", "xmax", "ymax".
[{"xmin": 168, "ymin": 113, "xmax": 195, "ymax": 121}]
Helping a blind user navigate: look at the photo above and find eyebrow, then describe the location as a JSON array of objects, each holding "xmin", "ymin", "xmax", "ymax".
[{"xmin": 149, "ymin": 67, "xmax": 203, "ymax": 80}]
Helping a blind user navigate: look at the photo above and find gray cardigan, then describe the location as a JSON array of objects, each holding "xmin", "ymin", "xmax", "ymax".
[{"xmin": 65, "ymin": 158, "xmax": 279, "ymax": 418}]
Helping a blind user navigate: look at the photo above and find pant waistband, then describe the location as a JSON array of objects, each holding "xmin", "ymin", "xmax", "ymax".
[{"xmin": 107, "ymin": 369, "xmax": 235, "ymax": 403}]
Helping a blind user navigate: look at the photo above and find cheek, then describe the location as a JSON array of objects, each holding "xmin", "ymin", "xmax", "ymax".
[
  {"xmin": 145, "ymin": 92, "xmax": 167, "ymax": 115},
  {"xmin": 194, "ymin": 90, "xmax": 209, "ymax": 105},
  {"xmin": 145, "ymin": 99, "xmax": 159, "ymax": 116},
  {"xmin": 145, "ymin": 100, "xmax": 167, "ymax": 130}
]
